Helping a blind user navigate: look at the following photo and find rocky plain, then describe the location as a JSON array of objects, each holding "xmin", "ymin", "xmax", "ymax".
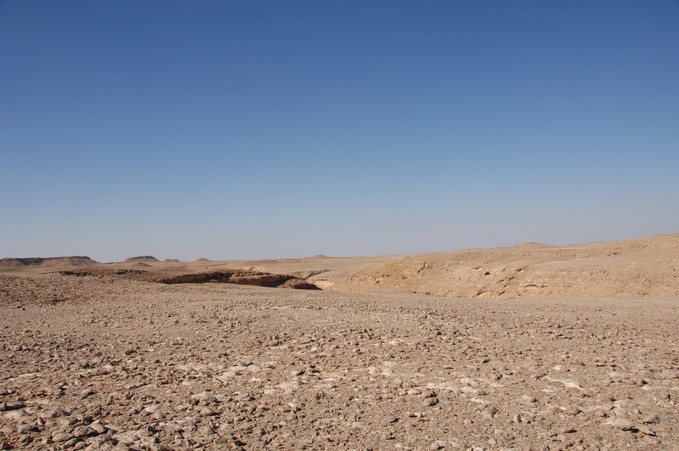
[{"xmin": 1, "ymin": 234, "xmax": 678, "ymax": 450}]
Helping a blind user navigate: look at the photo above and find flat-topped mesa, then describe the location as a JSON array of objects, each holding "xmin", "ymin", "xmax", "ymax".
[
  {"xmin": 0, "ymin": 256, "xmax": 98, "ymax": 267},
  {"xmin": 124, "ymin": 256, "xmax": 160, "ymax": 263}
]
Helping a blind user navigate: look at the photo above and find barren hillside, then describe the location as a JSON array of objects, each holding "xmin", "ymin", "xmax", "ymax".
[{"xmin": 313, "ymin": 234, "xmax": 679, "ymax": 299}]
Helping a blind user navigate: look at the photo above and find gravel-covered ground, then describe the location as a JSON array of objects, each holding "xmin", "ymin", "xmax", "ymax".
[{"xmin": 1, "ymin": 273, "xmax": 678, "ymax": 450}]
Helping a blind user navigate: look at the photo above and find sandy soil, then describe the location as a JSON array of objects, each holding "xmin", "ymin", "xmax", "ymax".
[{"xmin": 1, "ymin": 235, "xmax": 678, "ymax": 450}]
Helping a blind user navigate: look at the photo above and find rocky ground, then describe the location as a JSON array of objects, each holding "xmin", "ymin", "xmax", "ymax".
[{"xmin": 1, "ymin": 272, "xmax": 677, "ymax": 450}]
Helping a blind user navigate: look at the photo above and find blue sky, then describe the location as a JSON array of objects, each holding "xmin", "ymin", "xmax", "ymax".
[{"xmin": 1, "ymin": 1, "xmax": 678, "ymax": 261}]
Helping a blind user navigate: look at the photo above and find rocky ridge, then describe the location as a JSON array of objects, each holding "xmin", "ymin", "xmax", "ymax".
[{"xmin": 0, "ymin": 257, "xmax": 98, "ymax": 269}]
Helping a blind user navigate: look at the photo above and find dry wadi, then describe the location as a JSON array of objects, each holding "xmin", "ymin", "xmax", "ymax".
[{"xmin": 1, "ymin": 234, "xmax": 678, "ymax": 450}]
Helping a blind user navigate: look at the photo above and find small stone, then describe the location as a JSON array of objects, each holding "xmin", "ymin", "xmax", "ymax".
[
  {"xmin": 612, "ymin": 407, "xmax": 627, "ymax": 417},
  {"xmin": 481, "ymin": 410, "xmax": 494, "ymax": 420},
  {"xmin": 564, "ymin": 406, "xmax": 582, "ymax": 416},
  {"xmin": 64, "ymin": 438, "xmax": 81, "ymax": 447},
  {"xmin": 81, "ymin": 388, "xmax": 95, "ymax": 398},
  {"xmin": 419, "ymin": 389, "xmax": 434, "ymax": 398},
  {"xmin": 638, "ymin": 425, "xmax": 656, "ymax": 437},
  {"xmin": 52, "ymin": 432, "xmax": 73, "ymax": 442},
  {"xmin": 381, "ymin": 416, "xmax": 398, "ymax": 426},
  {"xmin": 112, "ymin": 431, "xmax": 141, "ymax": 445},
  {"xmin": 236, "ymin": 392, "xmax": 255, "ymax": 402},
  {"xmin": 423, "ymin": 397, "xmax": 438, "ymax": 407},
  {"xmin": 239, "ymin": 421, "xmax": 255, "ymax": 431},
  {"xmin": 143, "ymin": 404, "xmax": 161, "ymax": 414},
  {"xmin": 0, "ymin": 402, "xmax": 25, "ymax": 412},
  {"xmin": 89, "ymin": 422, "xmax": 106, "ymax": 434},
  {"xmin": 17, "ymin": 424, "xmax": 38, "ymax": 433},
  {"xmin": 521, "ymin": 395, "xmax": 537, "ymax": 404},
  {"xmin": 607, "ymin": 418, "xmax": 635, "ymax": 431},
  {"xmin": 72, "ymin": 426, "xmax": 93, "ymax": 438},
  {"xmin": 191, "ymin": 391, "xmax": 215, "ymax": 404},
  {"xmin": 642, "ymin": 414, "xmax": 660, "ymax": 424}
]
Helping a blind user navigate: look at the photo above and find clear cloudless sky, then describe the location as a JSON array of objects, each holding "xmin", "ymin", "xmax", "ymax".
[{"xmin": 1, "ymin": 0, "xmax": 678, "ymax": 261}]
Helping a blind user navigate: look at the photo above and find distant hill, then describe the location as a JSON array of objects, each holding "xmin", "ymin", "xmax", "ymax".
[
  {"xmin": 0, "ymin": 256, "xmax": 98, "ymax": 268},
  {"xmin": 124, "ymin": 256, "xmax": 159, "ymax": 263},
  {"xmin": 514, "ymin": 242, "xmax": 554, "ymax": 249}
]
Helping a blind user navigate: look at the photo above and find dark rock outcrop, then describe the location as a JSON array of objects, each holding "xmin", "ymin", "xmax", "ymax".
[
  {"xmin": 160, "ymin": 270, "xmax": 320, "ymax": 290},
  {"xmin": 124, "ymin": 256, "xmax": 159, "ymax": 263}
]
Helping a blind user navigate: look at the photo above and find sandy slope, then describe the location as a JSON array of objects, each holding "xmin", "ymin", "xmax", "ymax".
[{"xmin": 324, "ymin": 234, "xmax": 679, "ymax": 299}]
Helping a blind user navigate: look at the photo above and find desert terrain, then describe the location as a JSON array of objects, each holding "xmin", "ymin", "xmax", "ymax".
[{"xmin": 1, "ymin": 234, "xmax": 678, "ymax": 450}]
